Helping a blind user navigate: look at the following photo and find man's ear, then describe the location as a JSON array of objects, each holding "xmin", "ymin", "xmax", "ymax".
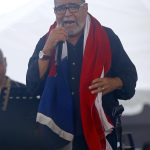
[{"xmin": 84, "ymin": 3, "xmax": 88, "ymax": 12}]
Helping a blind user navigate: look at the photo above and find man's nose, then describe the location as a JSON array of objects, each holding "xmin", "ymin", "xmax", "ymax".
[{"xmin": 64, "ymin": 8, "xmax": 72, "ymax": 16}]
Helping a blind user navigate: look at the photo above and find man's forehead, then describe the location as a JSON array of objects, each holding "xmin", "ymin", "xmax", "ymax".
[{"xmin": 54, "ymin": 0, "xmax": 81, "ymax": 6}]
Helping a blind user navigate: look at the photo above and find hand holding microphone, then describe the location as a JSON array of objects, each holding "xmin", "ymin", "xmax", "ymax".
[{"xmin": 42, "ymin": 27, "xmax": 68, "ymax": 56}]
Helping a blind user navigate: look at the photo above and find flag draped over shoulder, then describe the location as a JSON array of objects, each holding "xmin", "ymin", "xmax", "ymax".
[{"xmin": 36, "ymin": 14, "xmax": 113, "ymax": 150}]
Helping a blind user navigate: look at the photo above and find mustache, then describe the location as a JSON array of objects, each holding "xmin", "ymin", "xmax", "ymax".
[{"xmin": 61, "ymin": 20, "xmax": 76, "ymax": 26}]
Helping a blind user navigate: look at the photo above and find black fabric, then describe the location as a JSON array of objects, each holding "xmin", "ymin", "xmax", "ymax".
[
  {"xmin": 67, "ymin": 33, "xmax": 84, "ymax": 136},
  {"xmin": 72, "ymin": 135, "xmax": 89, "ymax": 150},
  {"xmin": 0, "ymin": 78, "xmax": 42, "ymax": 150},
  {"xmin": 34, "ymin": 124, "xmax": 70, "ymax": 150}
]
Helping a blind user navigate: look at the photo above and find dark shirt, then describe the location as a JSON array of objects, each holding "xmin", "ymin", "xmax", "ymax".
[
  {"xmin": 0, "ymin": 76, "xmax": 27, "ymax": 111},
  {"xmin": 0, "ymin": 77, "xmax": 40, "ymax": 149},
  {"xmin": 26, "ymin": 26, "xmax": 138, "ymax": 129},
  {"xmin": 67, "ymin": 33, "xmax": 84, "ymax": 135}
]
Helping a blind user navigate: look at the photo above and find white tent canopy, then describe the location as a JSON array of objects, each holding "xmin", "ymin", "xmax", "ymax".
[{"xmin": 0, "ymin": 0, "xmax": 150, "ymax": 115}]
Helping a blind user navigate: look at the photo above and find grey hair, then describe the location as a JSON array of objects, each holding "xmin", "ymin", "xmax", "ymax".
[
  {"xmin": 81, "ymin": 0, "xmax": 85, "ymax": 3},
  {"xmin": 0, "ymin": 49, "xmax": 4, "ymax": 63},
  {"xmin": 54, "ymin": 0, "xmax": 85, "ymax": 5},
  {"xmin": 0, "ymin": 49, "xmax": 3, "ymax": 58}
]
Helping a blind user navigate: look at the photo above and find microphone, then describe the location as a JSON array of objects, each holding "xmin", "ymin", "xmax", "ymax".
[
  {"xmin": 112, "ymin": 105, "xmax": 124, "ymax": 118},
  {"xmin": 112, "ymin": 105, "xmax": 124, "ymax": 150},
  {"xmin": 56, "ymin": 41, "xmax": 63, "ymax": 66}
]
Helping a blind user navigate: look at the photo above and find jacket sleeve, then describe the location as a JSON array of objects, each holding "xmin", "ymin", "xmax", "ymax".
[
  {"xmin": 26, "ymin": 34, "xmax": 49, "ymax": 96},
  {"xmin": 105, "ymin": 27, "xmax": 138, "ymax": 100}
]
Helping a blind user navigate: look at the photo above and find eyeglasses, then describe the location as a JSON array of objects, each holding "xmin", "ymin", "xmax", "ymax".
[{"xmin": 54, "ymin": 3, "xmax": 85, "ymax": 15}]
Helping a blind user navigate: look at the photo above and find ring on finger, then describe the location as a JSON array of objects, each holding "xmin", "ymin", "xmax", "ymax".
[{"xmin": 101, "ymin": 87, "xmax": 105, "ymax": 90}]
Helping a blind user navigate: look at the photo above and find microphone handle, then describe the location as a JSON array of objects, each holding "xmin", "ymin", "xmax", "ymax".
[{"xmin": 56, "ymin": 41, "xmax": 63, "ymax": 65}]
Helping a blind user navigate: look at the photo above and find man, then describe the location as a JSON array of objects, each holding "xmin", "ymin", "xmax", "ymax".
[
  {"xmin": 26, "ymin": 0, "xmax": 137, "ymax": 149},
  {"xmin": 0, "ymin": 49, "xmax": 40, "ymax": 150},
  {"xmin": 0, "ymin": 49, "xmax": 26, "ymax": 111}
]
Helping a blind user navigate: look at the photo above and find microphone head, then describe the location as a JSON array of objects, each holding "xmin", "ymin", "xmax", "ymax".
[{"xmin": 112, "ymin": 105, "xmax": 124, "ymax": 117}]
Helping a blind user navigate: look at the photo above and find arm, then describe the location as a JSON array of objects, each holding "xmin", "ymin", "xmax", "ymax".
[
  {"xmin": 26, "ymin": 34, "xmax": 49, "ymax": 96},
  {"xmin": 26, "ymin": 27, "xmax": 68, "ymax": 96},
  {"xmin": 89, "ymin": 28, "xmax": 137, "ymax": 100},
  {"xmin": 106, "ymin": 28, "xmax": 138, "ymax": 100}
]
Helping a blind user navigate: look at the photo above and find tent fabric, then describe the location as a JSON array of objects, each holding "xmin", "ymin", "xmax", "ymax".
[{"xmin": 0, "ymin": 0, "xmax": 150, "ymax": 114}]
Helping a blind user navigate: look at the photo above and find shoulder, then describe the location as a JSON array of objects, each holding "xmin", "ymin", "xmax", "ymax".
[
  {"xmin": 10, "ymin": 80, "xmax": 26, "ymax": 88},
  {"xmin": 102, "ymin": 26, "xmax": 124, "ymax": 52},
  {"xmin": 102, "ymin": 26, "xmax": 118, "ymax": 41},
  {"xmin": 37, "ymin": 33, "xmax": 48, "ymax": 46},
  {"xmin": 34, "ymin": 33, "xmax": 48, "ymax": 54},
  {"xmin": 39, "ymin": 33, "xmax": 48, "ymax": 43},
  {"xmin": 9, "ymin": 78, "xmax": 28, "ymax": 97}
]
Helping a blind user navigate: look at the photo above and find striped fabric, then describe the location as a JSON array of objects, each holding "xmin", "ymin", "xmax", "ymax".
[{"xmin": 37, "ymin": 14, "xmax": 113, "ymax": 150}]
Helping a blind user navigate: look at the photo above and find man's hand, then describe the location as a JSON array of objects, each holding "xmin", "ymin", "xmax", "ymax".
[
  {"xmin": 42, "ymin": 27, "xmax": 68, "ymax": 56},
  {"xmin": 89, "ymin": 77, "xmax": 123, "ymax": 95}
]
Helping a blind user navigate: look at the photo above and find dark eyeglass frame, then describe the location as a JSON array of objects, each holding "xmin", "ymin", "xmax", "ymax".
[{"xmin": 54, "ymin": 3, "xmax": 85, "ymax": 15}]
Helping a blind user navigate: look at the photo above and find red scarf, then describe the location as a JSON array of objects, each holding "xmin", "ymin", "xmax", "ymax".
[
  {"xmin": 45, "ymin": 14, "xmax": 112, "ymax": 149},
  {"xmin": 80, "ymin": 15, "xmax": 111, "ymax": 149}
]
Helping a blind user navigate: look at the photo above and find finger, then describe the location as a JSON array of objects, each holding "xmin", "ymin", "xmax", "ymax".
[
  {"xmin": 91, "ymin": 87, "xmax": 104, "ymax": 94},
  {"xmin": 51, "ymin": 29, "xmax": 67, "ymax": 40},
  {"xmin": 91, "ymin": 78, "xmax": 100, "ymax": 84},
  {"xmin": 56, "ymin": 26, "xmax": 65, "ymax": 31},
  {"xmin": 89, "ymin": 83, "xmax": 100, "ymax": 89},
  {"xmin": 91, "ymin": 89, "xmax": 100, "ymax": 94},
  {"xmin": 56, "ymin": 27, "xmax": 68, "ymax": 36},
  {"xmin": 101, "ymin": 87, "xmax": 105, "ymax": 91},
  {"xmin": 89, "ymin": 81, "xmax": 104, "ymax": 90},
  {"xmin": 57, "ymin": 34, "xmax": 67, "ymax": 42},
  {"xmin": 58, "ymin": 30, "xmax": 68, "ymax": 37},
  {"xmin": 52, "ymin": 33, "xmax": 67, "ymax": 45}
]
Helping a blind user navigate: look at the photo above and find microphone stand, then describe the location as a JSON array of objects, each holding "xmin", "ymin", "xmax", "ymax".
[{"xmin": 112, "ymin": 105, "xmax": 124, "ymax": 150}]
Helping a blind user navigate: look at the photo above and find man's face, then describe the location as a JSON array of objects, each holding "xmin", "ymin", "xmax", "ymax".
[{"xmin": 54, "ymin": 0, "xmax": 88, "ymax": 37}]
